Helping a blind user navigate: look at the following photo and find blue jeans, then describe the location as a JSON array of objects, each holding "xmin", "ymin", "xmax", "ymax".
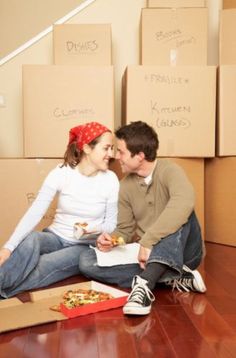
[
  {"xmin": 0, "ymin": 230, "xmax": 87, "ymax": 298},
  {"xmin": 79, "ymin": 212, "xmax": 203, "ymax": 288}
]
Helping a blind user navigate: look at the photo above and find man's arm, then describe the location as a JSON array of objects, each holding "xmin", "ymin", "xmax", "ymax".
[{"xmin": 140, "ymin": 163, "xmax": 195, "ymax": 249}]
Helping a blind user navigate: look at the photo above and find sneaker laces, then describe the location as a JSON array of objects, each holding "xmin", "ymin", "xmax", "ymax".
[
  {"xmin": 166, "ymin": 265, "xmax": 206, "ymax": 293},
  {"xmin": 167, "ymin": 277, "xmax": 194, "ymax": 293},
  {"xmin": 166, "ymin": 266, "xmax": 195, "ymax": 293},
  {"xmin": 128, "ymin": 277, "xmax": 155, "ymax": 304}
]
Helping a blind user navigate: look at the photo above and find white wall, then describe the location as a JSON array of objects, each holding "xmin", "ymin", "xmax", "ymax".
[{"xmin": 0, "ymin": 0, "xmax": 222, "ymax": 157}]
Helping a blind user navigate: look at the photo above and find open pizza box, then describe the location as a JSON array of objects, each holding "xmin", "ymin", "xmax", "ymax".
[{"xmin": 0, "ymin": 281, "xmax": 128, "ymax": 334}]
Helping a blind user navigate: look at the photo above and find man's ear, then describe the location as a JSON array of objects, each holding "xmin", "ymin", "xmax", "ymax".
[{"xmin": 137, "ymin": 152, "xmax": 145, "ymax": 162}]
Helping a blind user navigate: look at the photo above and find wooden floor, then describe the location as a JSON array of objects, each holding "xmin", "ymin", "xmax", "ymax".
[{"xmin": 0, "ymin": 241, "xmax": 236, "ymax": 358}]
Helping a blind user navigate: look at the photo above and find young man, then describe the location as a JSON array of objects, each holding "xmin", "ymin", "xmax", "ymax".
[{"xmin": 79, "ymin": 121, "xmax": 206, "ymax": 315}]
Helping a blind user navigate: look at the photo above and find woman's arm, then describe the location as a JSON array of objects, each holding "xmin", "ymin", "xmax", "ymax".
[{"xmin": 90, "ymin": 172, "xmax": 120, "ymax": 234}]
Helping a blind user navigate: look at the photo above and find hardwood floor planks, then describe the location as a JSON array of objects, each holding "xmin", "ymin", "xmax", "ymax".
[{"xmin": 0, "ymin": 242, "xmax": 236, "ymax": 357}]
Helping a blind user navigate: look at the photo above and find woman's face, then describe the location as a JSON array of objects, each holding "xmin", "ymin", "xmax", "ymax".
[{"xmin": 87, "ymin": 132, "xmax": 114, "ymax": 171}]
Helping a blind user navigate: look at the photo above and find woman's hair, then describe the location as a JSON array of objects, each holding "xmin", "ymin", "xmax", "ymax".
[
  {"xmin": 115, "ymin": 121, "xmax": 159, "ymax": 162},
  {"xmin": 62, "ymin": 136, "xmax": 100, "ymax": 168}
]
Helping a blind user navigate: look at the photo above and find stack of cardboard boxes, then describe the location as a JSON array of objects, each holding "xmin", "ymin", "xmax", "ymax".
[
  {"xmin": 205, "ymin": 2, "xmax": 236, "ymax": 246},
  {"xmin": 1, "ymin": 1, "xmax": 235, "ymax": 248},
  {"xmin": 0, "ymin": 24, "xmax": 114, "ymax": 247},
  {"xmin": 122, "ymin": 0, "xmax": 213, "ymax": 237},
  {"xmin": 1, "ymin": 0, "xmax": 236, "ymax": 333}
]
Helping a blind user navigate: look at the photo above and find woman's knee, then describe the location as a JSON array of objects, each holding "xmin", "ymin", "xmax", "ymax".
[{"xmin": 19, "ymin": 232, "xmax": 40, "ymax": 251}]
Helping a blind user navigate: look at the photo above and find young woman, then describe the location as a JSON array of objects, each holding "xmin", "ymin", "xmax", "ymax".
[{"xmin": 0, "ymin": 121, "xmax": 119, "ymax": 298}]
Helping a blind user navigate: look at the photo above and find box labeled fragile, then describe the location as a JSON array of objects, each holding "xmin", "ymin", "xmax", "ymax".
[{"xmin": 123, "ymin": 65, "xmax": 216, "ymax": 157}]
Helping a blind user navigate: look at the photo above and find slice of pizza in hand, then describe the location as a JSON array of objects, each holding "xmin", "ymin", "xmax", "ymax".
[
  {"xmin": 73, "ymin": 222, "xmax": 88, "ymax": 239},
  {"xmin": 111, "ymin": 234, "xmax": 125, "ymax": 246}
]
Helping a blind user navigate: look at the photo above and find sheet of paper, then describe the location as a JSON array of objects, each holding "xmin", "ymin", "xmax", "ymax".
[{"xmin": 92, "ymin": 243, "xmax": 140, "ymax": 267}]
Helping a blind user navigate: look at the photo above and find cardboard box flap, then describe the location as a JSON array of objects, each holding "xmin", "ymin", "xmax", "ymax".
[
  {"xmin": 0, "ymin": 297, "xmax": 23, "ymax": 308},
  {"xmin": 0, "ymin": 299, "xmax": 66, "ymax": 334},
  {"xmin": 30, "ymin": 282, "xmax": 92, "ymax": 301},
  {"xmin": 30, "ymin": 281, "xmax": 128, "ymax": 302},
  {"xmin": 0, "ymin": 281, "xmax": 128, "ymax": 333}
]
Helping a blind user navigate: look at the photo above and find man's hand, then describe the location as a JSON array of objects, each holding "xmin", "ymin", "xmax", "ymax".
[
  {"xmin": 138, "ymin": 245, "xmax": 151, "ymax": 269},
  {"xmin": 0, "ymin": 248, "xmax": 11, "ymax": 266},
  {"xmin": 96, "ymin": 233, "xmax": 113, "ymax": 252}
]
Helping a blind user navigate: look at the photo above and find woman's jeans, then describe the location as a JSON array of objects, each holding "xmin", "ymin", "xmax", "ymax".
[
  {"xmin": 79, "ymin": 211, "xmax": 204, "ymax": 288},
  {"xmin": 0, "ymin": 230, "xmax": 87, "ymax": 298}
]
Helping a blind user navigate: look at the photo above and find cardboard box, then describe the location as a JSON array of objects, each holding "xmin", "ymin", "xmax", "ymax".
[
  {"xmin": 109, "ymin": 158, "xmax": 205, "ymax": 238},
  {"xmin": 141, "ymin": 8, "xmax": 208, "ymax": 65},
  {"xmin": 123, "ymin": 66, "xmax": 216, "ymax": 157},
  {"xmin": 0, "ymin": 159, "xmax": 61, "ymax": 248},
  {"xmin": 23, "ymin": 65, "xmax": 114, "ymax": 157},
  {"xmin": 169, "ymin": 158, "xmax": 204, "ymax": 238},
  {"xmin": 0, "ymin": 281, "xmax": 128, "ymax": 333},
  {"xmin": 53, "ymin": 24, "xmax": 112, "ymax": 66},
  {"xmin": 147, "ymin": 0, "xmax": 206, "ymax": 8},
  {"xmin": 205, "ymin": 158, "xmax": 236, "ymax": 247},
  {"xmin": 217, "ymin": 66, "xmax": 236, "ymax": 156},
  {"xmin": 223, "ymin": 0, "xmax": 236, "ymax": 8},
  {"xmin": 219, "ymin": 10, "xmax": 236, "ymax": 64}
]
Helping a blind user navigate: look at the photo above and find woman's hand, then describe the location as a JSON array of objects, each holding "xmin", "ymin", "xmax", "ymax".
[
  {"xmin": 138, "ymin": 245, "xmax": 151, "ymax": 269},
  {"xmin": 0, "ymin": 248, "xmax": 11, "ymax": 266},
  {"xmin": 96, "ymin": 233, "xmax": 113, "ymax": 252}
]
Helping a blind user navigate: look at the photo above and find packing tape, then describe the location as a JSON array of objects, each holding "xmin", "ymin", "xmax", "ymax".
[{"xmin": 170, "ymin": 49, "xmax": 177, "ymax": 66}]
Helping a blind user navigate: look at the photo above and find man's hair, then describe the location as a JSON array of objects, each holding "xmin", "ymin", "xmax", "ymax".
[{"xmin": 115, "ymin": 121, "xmax": 159, "ymax": 162}]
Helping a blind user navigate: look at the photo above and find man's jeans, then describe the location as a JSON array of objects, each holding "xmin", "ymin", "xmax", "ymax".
[
  {"xmin": 0, "ymin": 230, "xmax": 87, "ymax": 298},
  {"xmin": 79, "ymin": 211, "xmax": 204, "ymax": 288}
]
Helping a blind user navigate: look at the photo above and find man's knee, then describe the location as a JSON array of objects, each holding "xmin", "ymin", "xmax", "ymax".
[{"xmin": 79, "ymin": 249, "xmax": 97, "ymax": 274}]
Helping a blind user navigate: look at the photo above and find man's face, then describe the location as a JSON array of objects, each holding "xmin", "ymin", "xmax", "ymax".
[{"xmin": 115, "ymin": 139, "xmax": 140, "ymax": 174}]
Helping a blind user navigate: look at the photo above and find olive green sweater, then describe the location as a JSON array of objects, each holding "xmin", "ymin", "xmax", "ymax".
[{"xmin": 112, "ymin": 159, "xmax": 195, "ymax": 249}]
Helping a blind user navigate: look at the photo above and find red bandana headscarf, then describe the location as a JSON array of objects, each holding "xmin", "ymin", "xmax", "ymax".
[{"xmin": 68, "ymin": 122, "xmax": 111, "ymax": 150}]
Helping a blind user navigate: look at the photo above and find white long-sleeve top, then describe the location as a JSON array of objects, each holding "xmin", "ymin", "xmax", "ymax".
[{"xmin": 4, "ymin": 164, "xmax": 119, "ymax": 252}]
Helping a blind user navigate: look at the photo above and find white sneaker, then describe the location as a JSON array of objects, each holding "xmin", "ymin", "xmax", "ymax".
[
  {"xmin": 166, "ymin": 265, "xmax": 206, "ymax": 293},
  {"xmin": 123, "ymin": 276, "xmax": 155, "ymax": 316}
]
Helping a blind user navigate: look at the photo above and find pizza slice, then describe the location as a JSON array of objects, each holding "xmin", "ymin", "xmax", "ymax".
[{"xmin": 111, "ymin": 234, "xmax": 125, "ymax": 246}]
